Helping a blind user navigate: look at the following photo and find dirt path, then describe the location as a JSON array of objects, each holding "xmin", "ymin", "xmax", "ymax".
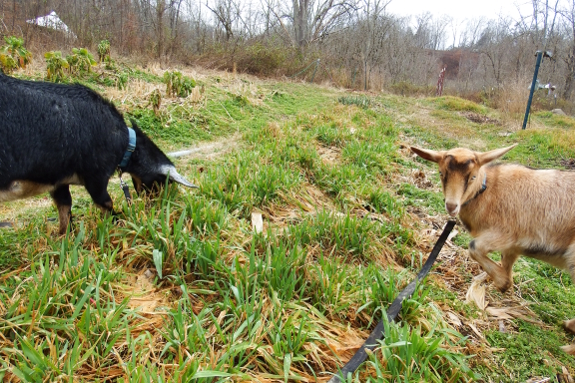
[{"xmin": 167, "ymin": 133, "xmax": 241, "ymax": 160}]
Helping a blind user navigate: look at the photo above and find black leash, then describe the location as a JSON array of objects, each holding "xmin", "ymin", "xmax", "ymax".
[
  {"xmin": 327, "ymin": 220, "xmax": 456, "ymax": 383},
  {"xmin": 118, "ymin": 170, "xmax": 132, "ymax": 204}
]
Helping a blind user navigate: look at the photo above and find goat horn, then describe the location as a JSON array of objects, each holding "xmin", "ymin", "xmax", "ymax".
[{"xmin": 160, "ymin": 165, "xmax": 199, "ymax": 188}]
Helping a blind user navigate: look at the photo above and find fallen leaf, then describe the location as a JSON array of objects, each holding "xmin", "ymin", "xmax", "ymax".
[
  {"xmin": 466, "ymin": 272, "xmax": 488, "ymax": 310},
  {"xmin": 466, "ymin": 321, "xmax": 484, "ymax": 339},
  {"xmin": 251, "ymin": 212, "xmax": 263, "ymax": 233},
  {"xmin": 446, "ymin": 311, "xmax": 462, "ymax": 327}
]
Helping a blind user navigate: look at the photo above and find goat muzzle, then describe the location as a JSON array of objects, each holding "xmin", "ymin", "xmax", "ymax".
[{"xmin": 445, "ymin": 201, "xmax": 459, "ymax": 216}]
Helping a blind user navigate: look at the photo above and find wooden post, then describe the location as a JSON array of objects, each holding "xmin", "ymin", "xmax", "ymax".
[{"xmin": 436, "ymin": 66, "xmax": 446, "ymax": 96}]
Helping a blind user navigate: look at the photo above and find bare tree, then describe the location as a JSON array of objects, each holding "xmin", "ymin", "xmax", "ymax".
[
  {"xmin": 356, "ymin": 0, "xmax": 392, "ymax": 90},
  {"xmin": 458, "ymin": 17, "xmax": 487, "ymax": 48},
  {"xmin": 271, "ymin": 0, "xmax": 359, "ymax": 50},
  {"xmin": 560, "ymin": 0, "xmax": 575, "ymax": 99},
  {"xmin": 205, "ymin": 0, "xmax": 240, "ymax": 41},
  {"xmin": 476, "ymin": 18, "xmax": 515, "ymax": 87}
]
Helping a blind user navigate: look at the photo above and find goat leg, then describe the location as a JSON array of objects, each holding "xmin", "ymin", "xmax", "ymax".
[
  {"xmin": 50, "ymin": 185, "xmax": 73, "ymax": 235},
  {"xmin": 469, "ymin": 239, "xmax": 513, "ymax": 293}
]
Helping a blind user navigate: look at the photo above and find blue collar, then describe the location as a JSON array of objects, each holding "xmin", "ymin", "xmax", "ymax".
[{"xmin": 119, "ymin": 127, "xmax": 136, "ymax": 170}]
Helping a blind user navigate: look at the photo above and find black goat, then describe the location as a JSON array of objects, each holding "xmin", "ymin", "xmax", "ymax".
[{"xmin": 0, "ymin": 72, "xmax": 196, "ymax": 234}]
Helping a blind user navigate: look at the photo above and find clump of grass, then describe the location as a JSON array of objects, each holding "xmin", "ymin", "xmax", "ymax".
[
  {"xmin": 503, "ymin": 129, "xmax": 575, "ymax": 168},
  {"xmin": 338, "ymin": 95, "xmax": 371, "ymax": 109},
  {"xmin": 435, "ymin": 96, "xmax": 486, "ymax": 113},
  {"xmin": 289, "ymin": 210, "xmax": 374, "ymax": 259},
  {"xmin": 199, "ymin": 149, "xmax": 302, "ymax": 218},
  {"xmin": 342, "ymin": 140, "xmax": 395, "ymax": 172},
  {"xmin": 163, "ymin": 71, "xmax": 196, "ymax": 98},
  {"xmin": 363, "ymin": 319, "xmax": 478, "ymax": 382},
  {"xmin": 389, "ymin": 81, "xmax": 435, "ymax": 96},
  {"xmin": 315, "ymin": 122, "xmax": 350, "ymax": 147},
  {"xmin": 368, "ymin": 189, "xmax": 405, "ymax": 219},
  {"xmin": 397, "ymin": 183, "xmax": 444, "ymax": 214},
  {"xmin": 129, "ymin": 67, "xmax": 163, "ymax": 83},
  {"xmin": 534, "ymin": 110, "xmax": 575, "ymax": 129},
  {"xmin": 490, "ymin": 76, "xmax": 530, "ymax": 116},
  {"xmin": 128, "ymin": 108, "xmax": 212, "ymax": 146},
  {"xmin": 480, "ymin": 320, "xmax": 574, "ymax": 380}
]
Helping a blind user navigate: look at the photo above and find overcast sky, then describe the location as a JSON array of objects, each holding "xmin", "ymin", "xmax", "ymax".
[
  {"xmin": 383, "ymin": 0, "xmax": 544, "ymax": 48},
  {"xmin": 385, "ymin": 0, "xmax": 533, "ymax": 23}
]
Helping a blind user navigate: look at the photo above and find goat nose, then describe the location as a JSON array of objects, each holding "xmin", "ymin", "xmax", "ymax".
[{"xmin": 445, "ymin": 202, "xmax": 459, "ymax": 215}]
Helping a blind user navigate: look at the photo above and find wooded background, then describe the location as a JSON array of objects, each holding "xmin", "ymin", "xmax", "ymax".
[{"xmin": 3, "ymin": 0, "xmax": 575, "ymax": 110}]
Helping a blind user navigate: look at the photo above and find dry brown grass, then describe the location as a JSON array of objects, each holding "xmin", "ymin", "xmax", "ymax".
[{"xmin": 493, "ymin": 76, "xmax": 531, "ymax": 117}]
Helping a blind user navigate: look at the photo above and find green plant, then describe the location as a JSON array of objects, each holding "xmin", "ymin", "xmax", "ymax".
[
  {"xmin": 338, "ymin": 95, "xmax": 371, "ymax": 109},
  {"xmin": 66, "ymin": 48, "xmax": 96, "ymax": 76},
  {"xmin": 44, "ymin": 51, "xmax": 69, "ymax": 82},
  {"xmin": 149, "ymin": 89, "xmax": 162, "ymax": 116},
  {"xmin": 435, "ymin": 96, "xmax": 486, "ymax": 113},
  {"xmin": 116, "ymin": 71, "xmax": 129, "ymax": 90},
  {"xmin": 235, "ymin": 41, "xmax": 287, "ymax": 75},
  {"xmin": 103, "ymin": 56, "xmax": 116, "ymax": 71},
  {"xmin": 361, "ymin": 320, "xmax": 477, "ymax": 382},
  {"xmin": 0, "ymin": 50, "xmax": 17, "ymax": 73},
  {"xmin": 97, "ymin": 39, "xmax": 111, "ymax": 63},
  {"xmin": 163, "ymin": 71, "xmax": 196, "ymax": 97},
  {"xmin": 0, "ymin": 36, "xmax": 32, "ymax": 73}
]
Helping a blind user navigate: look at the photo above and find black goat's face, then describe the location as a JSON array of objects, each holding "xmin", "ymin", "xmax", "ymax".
[{"xmin": 133, "ymin": 174, "xmax": 168, "ymax": 194}]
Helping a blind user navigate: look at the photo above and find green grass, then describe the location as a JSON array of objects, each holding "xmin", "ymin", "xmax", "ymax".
[
  {"xmin": 481, "ymin": 320, "xmax": 573, "ymax": 380},
  {"xmin": 434, "ymin": 96, "xmax": 487, "ymax": 114},
  {"xmin": 397, "ymin": 183, "xmax": 444, "ymax": 215},
  {"xmin": 503, "ymin": 129, "xmax": 575, "ymax": 168},
  {"xmin": 534, "ymin": 111, "xmax": 575, "ymax": 129},
  {"xmin": 2, "ymin": 64, "xmax": 575, "ymax": 382},
  {"xmin": 338, "ymin": 95, "xmax": 372, "ymax": 109}
]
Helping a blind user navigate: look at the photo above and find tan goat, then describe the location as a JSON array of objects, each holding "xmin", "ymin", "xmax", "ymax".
[{"xmin": 411, "ymin": 144, "xmax": 575, "ymax": 352}]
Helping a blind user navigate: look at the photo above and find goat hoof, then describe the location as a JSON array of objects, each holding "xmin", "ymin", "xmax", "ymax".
[{"xmin": 495, "ymin": 280, "xmax": 512, "ymax": 293}]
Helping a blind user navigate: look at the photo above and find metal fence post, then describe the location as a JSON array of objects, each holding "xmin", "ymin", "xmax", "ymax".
[{"xmin": 522, "ymin": 51, "xmax": 544, "ymax": 130}]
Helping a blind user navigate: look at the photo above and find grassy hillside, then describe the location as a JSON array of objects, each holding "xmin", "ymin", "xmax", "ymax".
[{"xmin": 1, "ymin": 63, "xmax": 575, "ymax": 382}]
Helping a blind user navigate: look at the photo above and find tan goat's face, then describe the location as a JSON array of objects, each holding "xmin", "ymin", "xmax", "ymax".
[{"xmin": 410, "ymin": 145, "xmax": 517, "ymax": 217}]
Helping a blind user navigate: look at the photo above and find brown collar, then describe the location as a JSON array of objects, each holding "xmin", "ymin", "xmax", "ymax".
[{"xmin": 462, "ymin": 173, "xmax": 487, "ymax": 207}]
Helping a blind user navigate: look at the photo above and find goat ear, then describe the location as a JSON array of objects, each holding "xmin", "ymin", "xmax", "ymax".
[
  {"xmin": 410, "ymin": 147, "xmax": 443, "ymax": 163},
  {"xmin": 477, "ymin": 144, "xmax": 517, "ymax": 166}
]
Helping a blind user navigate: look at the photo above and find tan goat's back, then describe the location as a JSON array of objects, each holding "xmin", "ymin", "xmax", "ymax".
[{"xmin": 460, "ymin": 164, "xmax": 575, "ymax": 269}]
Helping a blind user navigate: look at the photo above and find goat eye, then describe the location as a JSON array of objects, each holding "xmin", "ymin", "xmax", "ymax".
[{"xmin": 471, "ymin": 176, "xmax": 476, "ymax": 181}]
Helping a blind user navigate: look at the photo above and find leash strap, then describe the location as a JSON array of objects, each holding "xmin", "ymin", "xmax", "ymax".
[
  {"xmin": 117, "ymin": 127, "xmax": 136, "ymax": 204},
  {"xmin": 327, "ymin": 220, "xmax": 456, "ymax": 383},
  {"xmin": 118, "ymin": 171, "xmax": 132, "ymax": 204}
]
